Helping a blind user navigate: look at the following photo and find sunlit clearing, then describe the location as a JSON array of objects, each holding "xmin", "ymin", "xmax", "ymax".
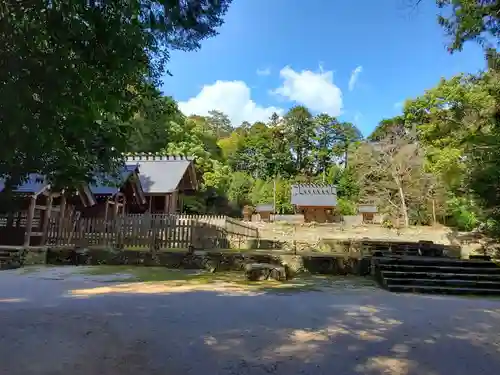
[
  {"xmin": 69, "ymin": 281, "xmax": 263, "ymax": 297},
  {"xmin": 0, "ymin": 298, "xmax": 27, "ymax": 303},
  {"xmin": 356, "ymin": 357, "xmax": 416, "ymax": 375}
]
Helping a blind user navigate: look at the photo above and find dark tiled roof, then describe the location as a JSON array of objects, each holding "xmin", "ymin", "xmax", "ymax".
[
  {"xmin": 91, "ymin": 164, "xmax": 138, "ymax": 195},
  {"xmin": 0, "ymin": 174, "xmax": 48, "ymax": 194},
  {"xmin": 125, "ymin": 154, "xmax": 195, "ymax": 193},
  {"xmin": 291, "ymin": 184, "xmax": 337, "ymax": 207},
  {"xmin": 358, "ymin": 204, "xmax": 378, "ymax": 213},
  {"xmin": 256, "ymin": 204, "xmax": 273, "ymax": 212}
]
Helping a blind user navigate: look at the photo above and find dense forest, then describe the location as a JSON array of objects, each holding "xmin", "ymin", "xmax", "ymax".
[
  {"xmin": 125, "ymin": 49, "xmax": 500, "ymax": 233},
  {"xmin": 1, "ymin": 0, "xmax": 499, "ymax": 231}
]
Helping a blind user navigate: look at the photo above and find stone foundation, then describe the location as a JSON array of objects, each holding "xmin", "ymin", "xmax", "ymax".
[
  {"xmin": 43, "ymin": 248, "xmax": 371, "ymax": 276},
  {"xmin": 23, "ymin": 248, "xmax": 48, "ymax": 265}
]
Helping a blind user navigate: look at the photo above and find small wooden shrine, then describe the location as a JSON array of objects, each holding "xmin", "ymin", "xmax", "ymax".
[
  {"xmin": 0, "ymin": 174, "xmax": 93, "ymax": 246},
  {"xmin": 291, "ymin": 184, "xmax": 337, "ymax": 223},
  {"xmin": 358, "ymin": 204, "xmax": 378, "ymax": 224},
  {"xmin": 255, "ymin": 203, "xmax": 274, "ymax": 222}
]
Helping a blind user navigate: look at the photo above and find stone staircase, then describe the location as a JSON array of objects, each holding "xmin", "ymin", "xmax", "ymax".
[
  {"xmin": 375, "ymin": 256, "xmax": 500, "ymax": 295},
  {"xmin": 0, "ymin": 247, "xmax": 24, "ymax": 270}
]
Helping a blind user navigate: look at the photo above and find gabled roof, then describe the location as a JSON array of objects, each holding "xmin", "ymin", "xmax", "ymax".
[
  {"xmin": 358, "ymin": 204, "xmax": 378, "ymax": 213},
  {"xmin": 291, "ymin": 184, "xmax": 337, "ymax": 207},
  {"xmin": 91, "ymin": 164, "xmax": 139, "ymax": 196},
  {"xmin": 0, "ymin": 174, "xmax": 49, "ymax": 195},
  {"xmin": 125, "ymin": 154, "xmax": 196, "ymax": 194},
  {"xmin": 256, "ymin": 203, "xmax": 273, "ymax": 212}
]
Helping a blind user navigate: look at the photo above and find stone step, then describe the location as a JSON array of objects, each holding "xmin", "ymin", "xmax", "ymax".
[
  {"xmin": 387, "ymin": 284, "xmax": 500, "ymax": 295},
  {"xmin": 378, "ymin": 264, "xmax": 500, "ymax": 275},
  {"xmin": 383, "ymin": 277, "xmax": 500, "ymax": 289},
  {"xmin": 376, "ymin": 256, "xmax": 497, "ymax": 268},
  {"xmin": 382, "ymin": 270, "xmax": 500, "ymax": 281}
]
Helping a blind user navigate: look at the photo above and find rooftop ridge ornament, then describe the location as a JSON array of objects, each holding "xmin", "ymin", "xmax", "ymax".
[
  {"xmin": 125, "ymin": 153, "xmax": 194, "ymax": 161},
  {"xmin": 291, "ymin": 184, "xmax": 337, "ymax": 196},
  {"xmin": 291, "ymin": 183, "xmax": 336, "ymax": 189}
]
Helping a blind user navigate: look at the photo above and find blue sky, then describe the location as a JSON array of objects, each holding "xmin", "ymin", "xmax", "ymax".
[{"xmin": 161, "ymin": 0, "xmax": 486, "ymax": 136}]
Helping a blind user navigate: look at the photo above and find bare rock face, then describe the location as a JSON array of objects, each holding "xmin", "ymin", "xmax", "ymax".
[
  {"xmin": 244, "ymin": 263, "xmax": 286, "ymax": 281},
  {"xmin": 278, "ymin": 255, "xmax": 304, "ymax": 278}
]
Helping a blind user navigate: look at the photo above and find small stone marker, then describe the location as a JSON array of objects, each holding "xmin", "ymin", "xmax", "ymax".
[{"xmin": 245, "ymin": 263, "xmax": 286, "ymax": 281}]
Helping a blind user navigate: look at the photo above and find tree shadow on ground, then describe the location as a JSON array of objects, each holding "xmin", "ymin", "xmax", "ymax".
[{"xmin": 1, "ymin": 271, "xmax": 500, "ymax": 375}]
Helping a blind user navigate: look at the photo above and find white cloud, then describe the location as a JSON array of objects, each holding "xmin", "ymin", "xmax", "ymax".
[
  {"xmin": 256, "ymin": 67, "xmax": 271, "ymax": 76},
  {"xmin": 348, "ymin": 66, "xmax": 363, "ymax": 91},
  {"xmin": 178, "ymin": 80, "xmax": 283, "ymax": 125},
  {"xmin": 272, "ymin": 66, "xmax": 343, "ymax": 116}
]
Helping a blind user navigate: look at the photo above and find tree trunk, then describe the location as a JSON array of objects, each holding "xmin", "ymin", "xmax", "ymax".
[{"xmin": 397, "ymin": 184, "xmax": 409, "ymax": 227}]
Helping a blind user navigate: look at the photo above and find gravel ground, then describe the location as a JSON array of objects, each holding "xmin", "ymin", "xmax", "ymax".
[{"xmin": 1, "ymin": 267, "xmax": 500, "ymax": 375}]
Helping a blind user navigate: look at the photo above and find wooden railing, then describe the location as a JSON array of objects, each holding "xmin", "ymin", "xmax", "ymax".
[
  {"xmin": 46, "ymin": 213, "xmax": 258, "ymax": 250},
  {"xmin": 225, "ymin": 216, "xmax": 259, "ymax": 237}
]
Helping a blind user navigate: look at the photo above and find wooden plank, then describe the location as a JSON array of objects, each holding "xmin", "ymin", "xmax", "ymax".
[
  {"xmin": 165, "ymin": 217, "xmax": 173, "ymax": 249},
  {"xmin": 35, "ymin": 205, "xmax": 60, "ymax": 212},
  {"xmin": 57, "ymin": 195, "xmax": 66, "ymax": 246},
  {"xmin": 41, "ymin": 194, "xmax": 54, "ymax": 245},
  {"xmin": 181, "ymin": 219, "xmax": 188, "ymax": 248}
]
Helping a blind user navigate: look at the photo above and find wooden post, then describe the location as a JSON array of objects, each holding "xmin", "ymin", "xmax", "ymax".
[
  {"xmin": 57, "ymin": 194, "xmax": 67, "ymax": 246},
  {"xmin": 104, "ymin": 200, "xmax": 110, "ymax": 221},
  {"xmin": 24, "ymin": 196, "xmax": 37, "ymax": 247},
  {"xmin": 41, "ymin": 194, "xmax": 54, "ymax": 245},
  {"xmin": 172, "ymin": 191, "xmax": 178, "ymax": 213},
  {"xmin": 122, "ymin": 196, "xmax": 127, "ymax": 216},
  {"xmin": 113, "ymin": 197, "xmax": 120, "ymax": 218}
]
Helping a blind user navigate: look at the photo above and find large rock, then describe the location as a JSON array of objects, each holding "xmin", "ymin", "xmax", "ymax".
[
  {"xmin": 278, "ymin": 255, "xmax": 303, "ymax": 278},
  {"xmin": 244, "ymin": 263, "xmax": 286, "ymax": 281}
]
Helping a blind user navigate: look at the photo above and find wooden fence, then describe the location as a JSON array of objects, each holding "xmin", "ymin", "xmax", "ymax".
[{"xmin": 46, "ymin": 214, "xmax": 259, "ymax": 250}]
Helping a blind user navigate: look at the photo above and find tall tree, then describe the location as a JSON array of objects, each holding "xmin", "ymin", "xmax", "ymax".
[
  {"xmin": 352, "ymin": 126, "xmax": 430, "ymax": 227},
  {"xmin": 368, "ymin": 116, "xmax": 406, "ymax": 142},
  {"xmin": 435, "ymin": 0, "xmax": 500, "ymax": 52},
  {"xmin": 313, "ymin": 114, "xmax": 339, "ymax": 178},
  {"xmin": 283, "ymin": 106, "xmax": 316, "ymax": 174},
  {"xmin": 0, "ymin": 0, "xmax": 231, "ymax": 189},
  {"xmin": 127, "ymin": 93, "xmax": 185, "ymax": 153},
  {"xmin": 207, "ymin": 110, "xmax": 233, "ymax": 139},
  {"xmin": 405, "ymin": 67, "xmax": 500, "ymax": 228},
  {"xmin": 334, "ymin": 122, "xmax": 363, "ymax": 168}
]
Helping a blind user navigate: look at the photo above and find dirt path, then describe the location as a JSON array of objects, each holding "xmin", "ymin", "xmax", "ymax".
[{"xmin": 1, "ymin": 266, "xmax": 500, "ymax": 374}]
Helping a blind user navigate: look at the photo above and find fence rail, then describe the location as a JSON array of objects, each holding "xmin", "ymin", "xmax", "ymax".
[{"xmin": 46, "ymin": 213, "xmax": 258, "ymax": 250}]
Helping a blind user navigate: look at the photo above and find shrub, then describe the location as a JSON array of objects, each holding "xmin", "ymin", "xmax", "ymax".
[{"xmin": 337, "ymin": 198, "xmax": 357, "ymax": 216}]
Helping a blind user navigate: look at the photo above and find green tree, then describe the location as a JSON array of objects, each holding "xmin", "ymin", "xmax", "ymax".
[
  {"xmin": 207, "ymin": 110, "xmax": 233, "ymax": 139},
  {"xmin": 283, "ymin": 106, "xmax": 316, "ymax": 174},
  {"xmin": 0, "ymin": 0, "xmax": 231, "ymax": 189},
  {"xmin": 435, "ymin": 0, "xmax": 500, "ymax": 52},
  {"xmin": 250, "ymin": 179, "xmax": 274, "ymax": 206},
  {"xmin": 368, "ymin": 116, "xmax": 406, "ymax": 142},
  {"xmin": 334, "ymin": 121, "xmax": 363, "ymax": 168},
  {"xmin": 227, "ymin": 172, "xmax": 254, "ymax": 207},
  {"xmin": 313, "ymin": 114, "xmax": 339, "ymax": 179},
  {"xmin": 127, "ymin": 93, "xmax": 185, "ymax": 153},
  {"xmin": 230, "ymin": 121, "xmax": 293, "ymax": 179}
]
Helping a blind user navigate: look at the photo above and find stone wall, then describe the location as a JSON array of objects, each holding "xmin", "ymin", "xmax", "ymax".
[
  {"xmin": 43, "ymin": 248, "xmax": 371, "ymax": 276},
  {"xmin": 246, "ymin": 238, "xmax": 461, "ymax": 258},
  {"xmin": 23, "ymin": 248, "xmax": 48, "ymax": 265}
]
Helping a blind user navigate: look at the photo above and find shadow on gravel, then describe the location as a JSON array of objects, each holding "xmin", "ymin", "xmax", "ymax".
[{"xmin": 1, "ymin": 270, "xmax": 500, "ymax": 375}]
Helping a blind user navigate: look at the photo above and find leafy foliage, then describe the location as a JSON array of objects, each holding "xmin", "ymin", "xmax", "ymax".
[
  {"xmin": 3, "ymin": 1, "xmax": 500, "ymax": 233},
  {"xmin": 435, "ymin": 0, "xmax": 500, "ymax": 52},
  {"xmin": 0, "ymin": 0, "xmax": 231, "ymax": 190}
]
